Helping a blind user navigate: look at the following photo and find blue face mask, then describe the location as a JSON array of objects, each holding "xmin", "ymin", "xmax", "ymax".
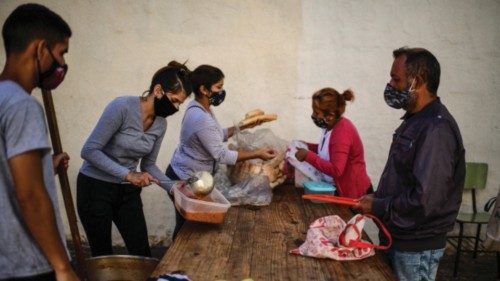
[
  {"xmin": 383, "ymin": 79, "xmax": 415, "ymax": 109},
  {"xmin": 209, "ymin": 89, "xmax": 226, "ymax": 106}
]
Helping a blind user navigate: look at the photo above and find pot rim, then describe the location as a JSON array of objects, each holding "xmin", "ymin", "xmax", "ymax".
[{"xmin": 86, "ymin": 255, "xmax": 159, "ymax": 262}]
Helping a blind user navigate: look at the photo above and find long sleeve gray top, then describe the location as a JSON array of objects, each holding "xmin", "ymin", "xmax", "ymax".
[
  {"xmin": 79, "ymin": 96, "xmax": 176, "ymax": 191},
  {"xmin": 169, "ymin": 100, "xmax": 238, "ymax": 180}
]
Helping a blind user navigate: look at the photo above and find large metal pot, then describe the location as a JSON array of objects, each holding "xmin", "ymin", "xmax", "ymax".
[{"xmin": 86, "ymin": 255, "xmax": 158, "ymax": 281}]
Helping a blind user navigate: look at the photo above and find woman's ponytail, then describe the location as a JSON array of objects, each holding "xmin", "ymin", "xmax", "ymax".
[{"xmin": 341, "ymin": 89, "xmax": 355, "ymax": 102}]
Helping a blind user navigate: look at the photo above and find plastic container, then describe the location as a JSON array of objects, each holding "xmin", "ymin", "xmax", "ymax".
[
  {"xmin": 303, "ymin": 181, "xmax": 336, "ymax": 203},
  {"xmin": 173, "ymin": 184, "xmax": 231, "ymax": 224}
]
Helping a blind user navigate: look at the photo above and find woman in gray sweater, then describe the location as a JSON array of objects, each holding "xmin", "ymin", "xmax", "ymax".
[
  {"xmin": 77, "ymin": 61, "xmax": 191, "ymax": 257},
  {"xmin": 166, "ymin": 64, "xmax": 275, "ymax": 238}
]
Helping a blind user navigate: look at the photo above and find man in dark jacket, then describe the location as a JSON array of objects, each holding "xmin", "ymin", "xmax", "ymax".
[{"xmin": 354, "ymin": 47, "xmax": 465, "ymax": 281}]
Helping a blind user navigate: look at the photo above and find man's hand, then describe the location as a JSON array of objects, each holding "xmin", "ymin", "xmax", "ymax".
[
  {"xmin": 52, "ymin": 152, "xmax": 70, "ymax": 175},
  {"xmin": 125, "ymin": 172, "xmax": 159, "ymax": 187},
  {"xmin": 295, "ymin": 148, "xmax": 308, "ymax": 162},
  {"xmin": 352, "ymin": 194, "xmax": 374, "ymax": 214}
]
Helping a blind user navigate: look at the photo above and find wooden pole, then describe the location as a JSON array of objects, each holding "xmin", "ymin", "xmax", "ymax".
[{"xmin": 41, "ymin": 89, "xmax": 87, "ymax": 280}]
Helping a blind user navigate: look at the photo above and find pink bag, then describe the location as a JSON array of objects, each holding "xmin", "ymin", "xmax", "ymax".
[{"xmin": 291, "ymin": 214, "xmax": 392, "ymax": 261}]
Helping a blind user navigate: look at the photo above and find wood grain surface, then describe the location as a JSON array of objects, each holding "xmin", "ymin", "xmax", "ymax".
[{"xmin": 152, "ymin": 184, "xmax": 395, "ymax": 281}]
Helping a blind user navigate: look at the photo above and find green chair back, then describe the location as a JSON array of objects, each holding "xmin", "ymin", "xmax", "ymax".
[{"xmin": 464, "ymin": 162, "xmax": 488, "ymax": 190}]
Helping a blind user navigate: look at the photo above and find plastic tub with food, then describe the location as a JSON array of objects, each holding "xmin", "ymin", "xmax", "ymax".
[{"xmin": 173, "ymin": 183, "xmax": 231, "ymax": 224}]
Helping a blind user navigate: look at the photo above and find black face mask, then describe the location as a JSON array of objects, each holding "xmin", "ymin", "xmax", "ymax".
[
  {"xmin": 209, "ymin": 90, "xmax": 226, "ymax": 106},
  {"xmin": 154, "ymin": 91, "xmax": 178, "ymax": 118},
  {"xmin": 311, "ymin": 115, "xmax": 328, "ymax": 129}
]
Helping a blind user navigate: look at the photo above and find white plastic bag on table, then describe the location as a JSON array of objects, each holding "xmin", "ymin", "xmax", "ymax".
[
  {"xmin": 214, "ymin": 165, "xmax": 272, "ymax": 206},
  {"xmin": 285, "ymin": 140, "xmax": 322, "ymax": 187}
]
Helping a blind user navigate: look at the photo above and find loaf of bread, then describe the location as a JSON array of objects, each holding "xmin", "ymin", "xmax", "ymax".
[
  {"xmin": 238, "ymin": 113, "xmax": 278, "ymax": 128},
  {"xmin": 229, "ymin": 161, "xmax": 263, "ymax": 184},
  {"xmin": 245, "ymin": 109, "xmax": 265, "ymax": 119},
  {"xmin": 270, "ymin": 175, "xmax": 286, "ymax": 188},
  {"xmin": 229, "ymin": 152, "xmax": 287, "ymax": 189}
]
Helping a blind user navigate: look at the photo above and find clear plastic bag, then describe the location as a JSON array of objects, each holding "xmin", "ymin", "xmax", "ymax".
[
  {"xmin": 233, "ymin": 127, "xmax": 288, "ymax": 151},
  {"xmin": 214, "ymin": 128, "xmax": 288, "ymax": 206},
  {"xmin": 214, "ymin": 165, "xmax": 272, "ymax": 206},
  {"xmin": 228, "ymin": 128, "xmax": 288, "ymax": 188}
]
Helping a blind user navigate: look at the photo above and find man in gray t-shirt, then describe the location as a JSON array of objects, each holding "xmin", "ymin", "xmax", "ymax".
[
  {"xmin": 0, "ymin": 81, "xmax": 66, "ymax": 277},
  {"xmin": 0, "ymin": 4, "xmax": 78, "ymax": 280}
]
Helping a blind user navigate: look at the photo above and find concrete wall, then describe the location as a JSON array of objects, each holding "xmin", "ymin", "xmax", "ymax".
[{"xmin": 1, "ymin": 0, "xmax": 498, "ymax": 246}]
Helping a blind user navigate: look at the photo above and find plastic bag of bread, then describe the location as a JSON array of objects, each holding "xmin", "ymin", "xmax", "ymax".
[
  {"xmin": 228, "ymin": 128, "xmax": 288, "ymax": 189},
  {"xmin": 212, "ymin": 128, "xmax": 288, "ymax": 206},
  {"xmin": 214, "ymin": 165, "xmax": 272, "ymax": 206}
]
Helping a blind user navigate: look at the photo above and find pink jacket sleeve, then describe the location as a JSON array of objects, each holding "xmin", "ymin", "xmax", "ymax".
[
  {"xmin": 304, "ymin": 126, "xmax": 351, "ymax": 179},
  {"xmin": 306, "ymin": 142, "xmax": 318, "ymax": 153}
]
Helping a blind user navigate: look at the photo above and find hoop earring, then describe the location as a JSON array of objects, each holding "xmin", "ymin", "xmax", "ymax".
[{"xmin": 140, "ymin": 90, "xmax": 149, "ymax": 100}]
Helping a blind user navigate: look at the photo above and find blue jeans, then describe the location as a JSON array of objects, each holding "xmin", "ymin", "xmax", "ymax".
[{"xmin": 387, "ymin": 248, "xmax": 444, "ymax": 281}]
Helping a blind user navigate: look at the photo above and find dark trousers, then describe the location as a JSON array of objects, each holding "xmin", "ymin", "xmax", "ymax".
[
  {"xmin": 76, "ymin": 173, "xmax": 151, "ymax": 257},
  {"xmin": 165, "ymin": 165, "xmax": 185, "ymax": 240},
  {"xmin": 2, "ymin": 272, "xmax": 55, "ymax": 281}
]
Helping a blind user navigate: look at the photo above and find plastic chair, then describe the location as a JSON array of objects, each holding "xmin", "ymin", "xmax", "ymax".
[{"xmin": 447, "ymin": 162, "xmax": 495, "ymax": 277}]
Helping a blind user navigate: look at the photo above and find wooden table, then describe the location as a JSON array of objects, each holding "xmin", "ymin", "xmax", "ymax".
[{"xmin": 152, "ymin": 184, "xmax": 395, "ymax": 281}]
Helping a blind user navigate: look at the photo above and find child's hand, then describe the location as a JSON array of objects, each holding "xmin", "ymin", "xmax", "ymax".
[{"xmin": 295, "ymin": 148, "xmax": 308, "ymax": 162}]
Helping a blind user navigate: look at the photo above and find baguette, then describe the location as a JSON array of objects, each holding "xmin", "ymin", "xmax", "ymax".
[
  {"xmin": 270, "ymin": 175, "xmax": 286, "ymax": 188},
  {"xmin": 245, "ymin": 109, "xmax": 265, "ymax": 119},
  {"xmin": 262, "ymin": 164, "xmax": 277, "ymax": 183},
  {"xmin": 249, "ymin": 163, "xmax": 262, "ymax": 175},
  {"xmin": 238, "ymin": 113, "xmax": 278, "ymax": 127},
  {"xmin": 278, "ymin": 160, "xmax": 285, "ymax": 171},
  {"xmin": 266, "ymin": 151, "xmax": 284, "ymax": 168}
]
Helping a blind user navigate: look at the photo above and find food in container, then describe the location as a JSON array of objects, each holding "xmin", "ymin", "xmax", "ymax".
[{"xmin": 173, "ymin": 183, "xmax": 231, "ymax": 224}]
